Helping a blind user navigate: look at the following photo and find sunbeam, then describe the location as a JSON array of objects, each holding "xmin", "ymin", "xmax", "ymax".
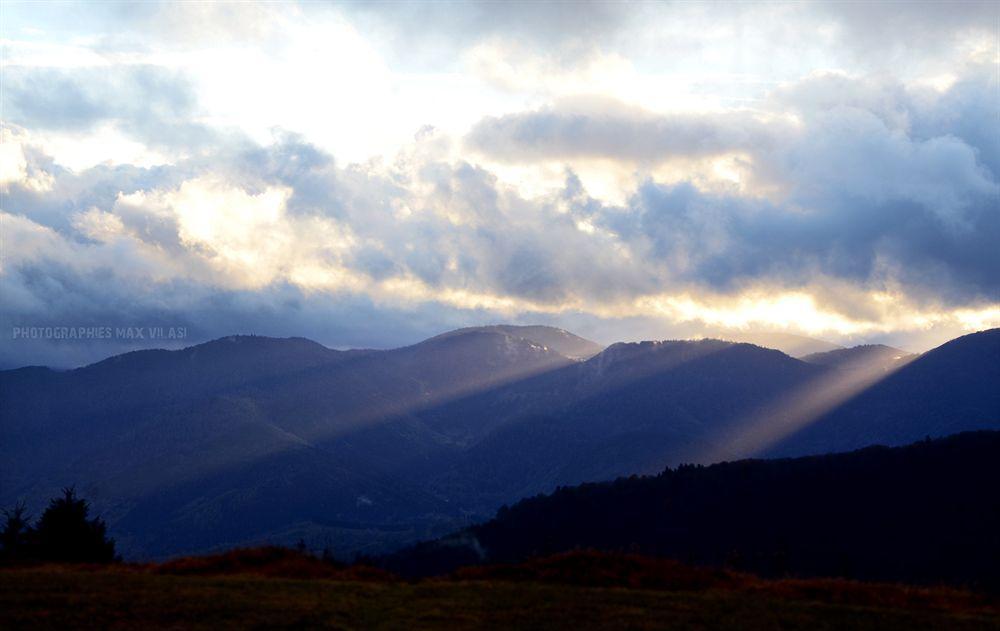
[{"xmin": 698, "ymin": 349, "xmax": 915, "ymax": 464}]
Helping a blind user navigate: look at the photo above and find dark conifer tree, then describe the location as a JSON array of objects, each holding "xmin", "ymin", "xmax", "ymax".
[
  {"xmin": 0, "ymin": 503, "xmax": 32, "ymax": 562},
  {"xmin": 33, "ymin": 488, "xmax": 117, "ymax": 563}
]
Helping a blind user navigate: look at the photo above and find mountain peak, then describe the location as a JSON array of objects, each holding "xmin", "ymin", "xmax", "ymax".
[
  {"xmin": 586, "ymin": 338, "xmax": 741, "ymax": 377},
  {"xmin": 426, "ymin": 325, "xmax": 603, "ymax": 360}
]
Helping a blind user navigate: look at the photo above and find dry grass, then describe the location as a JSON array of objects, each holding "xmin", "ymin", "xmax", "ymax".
[
  {"xmin": 152, "ymin": 545, "xmax": 393, "ymax": 581},
  {"xmin": 453, "ymin": 550, "xmax": 998, "ymax": 615},
  {"xmin": 2, "ymin": 549, "xmax": 998, "ymax": 630}
]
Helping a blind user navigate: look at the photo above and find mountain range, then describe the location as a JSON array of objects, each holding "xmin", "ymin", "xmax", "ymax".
[{"xmin": 1, "ymin": 325, "xmax": 997, "ymax": 558}]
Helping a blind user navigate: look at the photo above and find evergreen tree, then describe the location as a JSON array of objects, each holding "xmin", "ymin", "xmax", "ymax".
[
  {"xmin": 33, "ymin": 488, "xmax": 117, "ymax": 563},
  {"xmin": 0, "ymin": 503, "xmax": 32, "ymax": 562}
]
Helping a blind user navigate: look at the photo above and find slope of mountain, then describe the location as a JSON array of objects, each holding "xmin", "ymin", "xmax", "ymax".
[
  {"xmin": 386, "ymin": 329, "xmax": 998, "ymax": 517},
  {"xmin": 0, "ymin": 335, "xmax": 358, "ymax": 514},
  {"xmin": 0, "ymin": 335, "xmax": 348, "ymax": 433},
  {"xmin": 383, "ymin": 431, "xmax": 1000, "ymax": 588},
  {"xmin": 410, "ymin": 339, "xmax": 827, "ymax": 510},
  {"xmin": 767, "ymin": 329, "xmax": 1000, "ymax": 457},
  {"xmin": 2, "ymin": 326, "xmax": 997, "ymax": 560},
  {"xmin": 0, "ymin": 327, "xmax": 576, "ymax": 558}
]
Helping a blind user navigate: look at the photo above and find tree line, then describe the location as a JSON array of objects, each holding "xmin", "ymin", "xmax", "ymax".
[{"xmin": 383, "ymin": 431, "xmax": 1000, "ymax": 590}]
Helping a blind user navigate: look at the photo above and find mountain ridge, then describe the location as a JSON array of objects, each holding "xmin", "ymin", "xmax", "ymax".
[{"xmin": 2, "ymin": 326, "xmax": 997, "ymax": 559}]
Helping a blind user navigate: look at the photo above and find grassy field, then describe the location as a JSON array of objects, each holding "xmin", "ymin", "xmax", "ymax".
[{"xmin": 2, "ymin": 566, "xmax": 999, "ymax": 630}]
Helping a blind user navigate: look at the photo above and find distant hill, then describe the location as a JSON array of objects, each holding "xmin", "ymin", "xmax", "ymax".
[
  {"xmin": 0, "ymin": 335, "xmax": 351, "ymax": 436},
  {"xmin": 382, "ymin": 431, "xmax": 1000, "ymax": 588},
  {"xmin": 718, "ymin": 331, "xmax": 842, "ymax": 357},
  {"xmin": 768, "ymin": 329, "xmax": 1000, "ymax": 456},
  {"xmin": 0, "ymin": 327, "xmax": 575, "ymax": 558},
  {"xmin": 800, "ymin": 344, "xmax": 915, "ymax": 371}
]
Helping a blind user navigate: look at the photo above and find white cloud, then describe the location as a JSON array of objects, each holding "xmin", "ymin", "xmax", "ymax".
[
  {"xmin": 0, "ymin": 127, "xmax": 54, "ymax": 192},
  {"xmin": 71, "ymin": 207, "xmax": 125, "ymax": 242},
  {"xmin": 1, "ymin": 1, "xmax": 999, "ymax": 365}
]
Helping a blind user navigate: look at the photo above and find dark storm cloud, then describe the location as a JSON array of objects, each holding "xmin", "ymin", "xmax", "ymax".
[
  {"xmin": 604, "ymin": 176, "xmax": 1000, "ymax": 310},
  {"xmin": 461, "ymin": 65, "xmax": 1000, "ymax": 309}
]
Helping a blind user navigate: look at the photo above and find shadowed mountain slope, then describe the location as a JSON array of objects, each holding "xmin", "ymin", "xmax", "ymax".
[
  {"xmin": 409, "ymin": 340, "xmax": 827, "ymax": 510},
  {"xmin": 383, "ymin": 431, "xmax": 1000, "ymax": 589},
  {"xmin": 0, "ymin": 327, "xmax": 575, "ymax": 557},
  {"xmin": 767, "ymin": 329, "xmax": 1000, "ymax": 457},
  {"xmin": 2, "ymin": 327, "xmax": 997, "ymax": 559}
]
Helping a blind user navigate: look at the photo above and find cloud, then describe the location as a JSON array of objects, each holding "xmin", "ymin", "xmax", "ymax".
[
  {"xmin": 2, "ymin": 113, "xmax": 998, "ymax": 369},
  {"xmin": 910, "ymin": 67, "xmax": 1000, "ymax": 180},
  {"xmin": 817, "ymin": 1, "xmax": 1000, "ymax": 59},
  {"xmin": 467, "ymin": 98, "xmax": 788, "ymax": 164},
  {"xmin": 2, "ymin": 2, "xmax": 999, "ymax": 367},
  {"xmin": 3, "ymin": 65, "xmax": 214, "ymax": 151},
  {"xmin": 770, "ymin": 65, "xmax": 1000, "ymax": 178},
  {"xmin": 610, "ymin": 174, "xmax": 999, "ymax": 311},
  {"xmin": 345, "ymin": 1, "xmax": 998, "ymax": 75},
  {"xmin": 342, "ymin": 0, "xmax": 634, "ymax": 68},
  {"xmin": 463, "ymin": 64, "xmax": 1000, "ymax": 307}
]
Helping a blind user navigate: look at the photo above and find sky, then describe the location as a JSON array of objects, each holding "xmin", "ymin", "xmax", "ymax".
[{"xmin": 1, "ymin": 0, "xmax": 999, "ymax": 367}]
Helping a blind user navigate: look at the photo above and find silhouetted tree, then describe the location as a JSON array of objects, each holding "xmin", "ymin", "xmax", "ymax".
[
  {"xmin": 0, "ymin": 503, "xmax": 32, "ymax": 562},
  {"xmin": 32, "ymin": 488, "xmax": 117, "ymax": 563}
]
